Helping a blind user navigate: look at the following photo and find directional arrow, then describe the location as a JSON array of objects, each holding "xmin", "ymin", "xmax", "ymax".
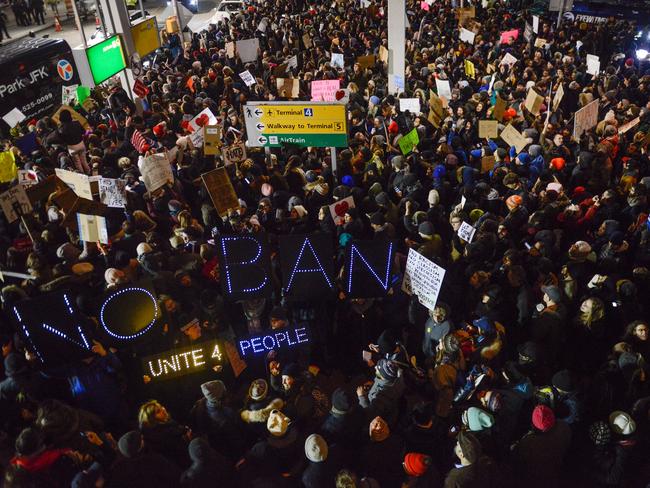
[
  {"xmin": 256, "ymin": 122, "xmax": 265, "ymax": 131},
  {"xmin": 254, "ymin": 108, "xmax": 263, "ymax": 117},
  {"xmin": 258, "ymin": 136, "xmax": 268, "ymax": 144}
]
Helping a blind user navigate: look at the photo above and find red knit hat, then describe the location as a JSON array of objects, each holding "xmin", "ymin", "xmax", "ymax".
[
  {"xmin": 532, "ymin": 405, "xmax": 555, "ymax": 432},
  {"xmin": 403, "ymin": 452, "xmax": 431, "ymax": 477},
  {"xmin": 550, "ymin": 157, "xmax": 565, "ymax": 171}
]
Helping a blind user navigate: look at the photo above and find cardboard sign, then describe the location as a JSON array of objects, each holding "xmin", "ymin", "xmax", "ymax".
[
  {"xmin": 311, "ymin": 79, "xmax": 340, "ymax": 102},
  {"xmin": 399, "ymin": 98, "xmax": 421, "ymax": 114},
  {"xmin": 77, "ymin": 213, "xmax": 108, "ymax": 244},
  {"xmin": 224, "ymin": 341, "xmax": 246, "ymax": 378},
  {"xmin": 2, "ymin": 108, "xmax": 26, "ymax": 128},
  {"xmin": 401, "ymin": 247, "xmax": 446, "ymax": 311},
  {"xmin": 236, "ymin": 38, "xmax": 260, "ymax": 63},
  {"xmin": 586, "ymin": 54, "xmax": 600, "ymax": 76},
  {"xmin": 478, "ymin": 120, "xmax": 498, "ymax": 139},
  {"xmin": 552, "ymin": 84, "xmax": 564, "ymax": 112},
  {"xmin": 379, "ymin": 45, "xmax": 389, "ymax": 63},
  {"xmin": 203, "ymin": 125, "xmax": 222, "ymax": 155},
  {"xmin": 456, "ymin": 6, "xmax": 475, "ymax": 25},
  {"xmin": 398, "ymin": 128, "xmax": 420, "ymax": 155},
  {"xmin": 329, "ymin": 195, "xmax": 355, "ymax": 226},
  {"xmin": 524, "ymin": 88, "xmax": 544, "ymax": 115},
  {"xmin": 500, "ymin": 29, "xmax": 519, "ymax": 45},
  {"xmin": 302, "ymin": 33, "xmax": 312, "ymax": 49},
  {"xmin": 62, "ymin": 84, "xmax": 79, "ymax": 106},
  {"xmin": 0, "ymin": 185, "xmax": 32, "ymax": 223},
  {"xmin": 222, "ymin": 141, "xmax": 247, "ymax": 166},
  {"xmin": 573, "ymin": 99, "xmax": 599, "ymax": 139},
  {"xmin": 139, "ymin": 153, "xmax": 173, "ymax": 192},
  {"xmin": 51, "ymin": 105, "xmax": 89, "ymax": 130},
  {"xmin": 142, "ymin": 340, "xmax": 224, "ymax": 381},
  {"xmin": 357, "ymin": 54, "xmax": 376, "ymax": 69},
  {"xmin": 276, "ymin": 78, "xmax": 300, "ymax": 98},
  {"xmin": 493, "ymin": 96, "xmax": 507, "ymax": 122},
  {"xmin": 460, "ymin": 28, "xmax": 476, "ymax": 45},
  {"xmin": 618, "ymin": 117, "xmax": 640, "ymax": 135},
  {"xmin": 98, "ymin": 178, "xmax": 127, "ymax": 208},
  {"xmin": 481, "ymin": 155, "xmax": 496, "ymax": 174},
  {"xmin": 500, "ymin": 124, "xmax": 528, "ymax": 153},
  {"xmin": 239, "ymin": 70, "xmax": 256, "ymax": 87},
  {"xmin": 26, "ymin": 175, "xmax": 59, "ymax": 205},
  {"xmin": 55, "ymin": 169, "xmax": 93, "ymax": 200},
  {"xmin": 457, "ymin": 221, "xmax": 476, "ymax": 243},
  {"xmin": 202, "ymin": 167, "xmax": 239, "ymax": 217},
  {"xmin": 435, "ymin": 79, "xmax": 452, "ymax": 101},
  {"xmin": 428, "ymin": 92, "xmax": 444, "ymax": 128},
  {"xmin": 331, "ymin": 52, "xmax": 344, "ymax": 69}
]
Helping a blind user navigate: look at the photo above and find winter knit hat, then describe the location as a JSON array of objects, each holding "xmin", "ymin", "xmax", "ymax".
[
  {"xmin": 267, "ymin": 409, "xmax": 290, "ymax": 437},
  {"xmin": 532, "ymin": 405, "xmax": 555, "ymax": 432},
  {"xmin": 609, "ymin": 411, "xmax": 636, "ymax": 436},
  {"xmin": 304, "ymin": 434, "xmax": 328, "ymax": 462},
  {"xmin": 589, "ymin": 421, "xmax": 611, "ymax": 446},
  {"xmin": 136, "ymin": 242, "xmax": 152, "ymax": 256},
  {"xmin": 457, "ymin": 431, "xmax": 482, "ymax": 463},
  {"xmin": 403, "ymin": 453, "xmax": 432, "ymax": 477},
  {"xmin": 376, "ymin": 358, "xmax": 399, "ymax": 380},
  {"xmin": 478, "ymin": 390, "xmax": 503, "ymax": 412},
  {"xmin": 552, "ymin": 369, "xmax": 576, "ymax": 392},
  {"xmin": 104, "ymin": 268, "xmax": 125, "ymax": 285},
  {"xmin": 369, "ymin": 416, "xmax": 390, "ymax": 442},
  {"xmin": 249, "ymin": 379, "xmax": 268, "ymax": 401},
  {"xmin": 201, "ymin": 380, "xmax": 226, "ymax": 405},
  {"xmin": 118, "ymin": 431, "xmax": 142, "ymax": 458},
  {"xmin": 463, "ymin": 407, "xmax": 495, "ymax": 432},
  {"xmin": 331, "ymin": 387, "xmax": 354, "ymax": 414}
]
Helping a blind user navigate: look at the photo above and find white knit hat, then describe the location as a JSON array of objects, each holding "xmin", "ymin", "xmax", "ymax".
[
  {"xmin": 267, "ymin": 410, "xmax": 290, "ymax": 437},
  {"xmin": 609, "ymin": 411, "xmax": 636, "ymax": 436},
  {"xmin": 304, "ymin": 434, "xmax": 328, "ymax": 463}
]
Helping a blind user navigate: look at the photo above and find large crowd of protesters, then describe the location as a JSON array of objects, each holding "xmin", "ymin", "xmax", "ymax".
[{"xmin": 0, "ymin": 0, "xmax": 650, "ymax": 486}]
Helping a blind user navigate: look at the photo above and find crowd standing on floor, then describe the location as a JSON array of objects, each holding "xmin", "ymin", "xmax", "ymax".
[{"xmin": 1, "ymin": 0, "xmax": 650, "ymax": 486}]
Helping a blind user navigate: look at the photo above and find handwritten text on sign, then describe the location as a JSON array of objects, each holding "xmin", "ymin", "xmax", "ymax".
[
  {"xmin": 239, "ymin": 327, "xmax": 309, "ymax": 357},
  {"xmin": 401, "ymin": 248, "xmax": 446, "ymax": 311},
  {"xmin": 142, "ymin": 341, "xmax": 223, "ymax": 380}
]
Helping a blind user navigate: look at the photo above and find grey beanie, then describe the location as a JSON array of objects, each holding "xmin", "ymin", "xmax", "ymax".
[
  {"xmin": 118, "ymin": 431, "xmax": 142, "ymax": 458},
  {"xmin": 201, "ymin": 380, "xmax": 226, "ymax": 405}
]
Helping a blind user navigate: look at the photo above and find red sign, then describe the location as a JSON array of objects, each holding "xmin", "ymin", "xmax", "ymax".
[{"xmin": 132, "ymin": 79, "xmax": 149, "ymax": 98}]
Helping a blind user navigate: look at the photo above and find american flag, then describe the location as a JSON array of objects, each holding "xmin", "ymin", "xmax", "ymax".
[{"xmin": 130, "ymin": 129, "xmax": 148, "ymax": 153}]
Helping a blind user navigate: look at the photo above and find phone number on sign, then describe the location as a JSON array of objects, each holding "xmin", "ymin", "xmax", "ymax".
[{"xmin": 22, "ymin": 93, "xmax": 54, "ymax": 113}]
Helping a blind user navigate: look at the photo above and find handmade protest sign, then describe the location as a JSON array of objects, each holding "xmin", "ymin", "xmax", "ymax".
[
  {"xmin": 356, "ymin": 55, "xmax": 376, "ymax": 69},
  {"xmin": 222, "ymin": 141, "xmax": 247, "ymax": 166},
  {"xmin": 481, "ymin": 155, "xmax": 496, "ymax": 174},
  {"xmin": 203, "ymin": 126, "xmax": 222, "ymax": 156},
  {"xmin": 586, "ymin": 54, "xmax": 600, "ymax": 76},
  {"xmin": 493, "ymin": 96, "xmax": 506, "ymax": 122},
  {"xmin": 98, "ymin": 178, "xmax": 127, "ymax": 208},
  {"xmin": 573, "ymin": 99, "xmax": 599, "ymax": 139},
  {"xmin": 279, "ymin": 233, "xmax": 335, "ymax": 298},
  {"xmin": 401, "ymin": 247, "xmax": 446, "ymax": 311},
  {"xmin": 188, "ymin": 108, "xmax": 219, "ymax": 146},
  {"xmin": 139, "ymin": 153, "xmax": 173, "ymax": 192},
  {"xmin": 460, "ymin": 28, "xmax": 476, "ymax": 44},
  {"xmin": 500, "ymin": 124, "xmax": 529, "ymax": 153},
  {"xmin": 329, "ymin": 195, "xmax": 355, "ymax": 226},
  {"xmin": 478, "ymin": 120, "xmax": 498, "ymax": 139},
  {"xmin": 464, "ymin": 59, "xmax": 476, "ymax": 78},
  {"xmin": 239, "ymin": 327, "xmax": 310, "ymax": 357},
  {"xmin": 18, "ymin": 170, "xmax": 38, "ymax": 187},
  {"xmin": 532, "ymin": 15, "xmax": 539, "ymax": 33},
  {"xmin": 77, "ymin": 213, "xmax": 108, "ymax": 244},
  {"xmin": 500, "ymin": 52, "xmax": 518, "ymax": 68},
  {"xmin": 457, "ymin": 221, "xmax": 477, "ymax": 243},
  {"xmin": 236, "ymin": 38, "xmax": 260, "ymax": 63},
  {"xmin": 0, "ymin": 185, "xmax": 32, "ymax": 223},
  {"xmin": 239, "ymin": 70, "xmax": 256, "ymax": 87},
  {"xmin": 552, "ymin": 84, "xmax": 565, "ymax": 112},
  {"xmin": 399, "ymin": 98, "xmax": 421, "ymax": 114},
  {"xmin": 201, "ymin": 167, "xmax": 239, "ymax": 216},
  {"xmin": 331, "ymin": 52, "xmax": 344, "ymax": 68},
  {"xmin": 500, "ymin": 29, "xmax": 519, "ymax": 44},
  {"xmin": 2, "ymin": 108, "xmax": 26, "ymax": 128},
  {"xmin": 276, "ymin": 78, "xmax": 300, "ymax": 98},
  {"xmin": 141, "ymin": 340, "xmax": 224, "ymax": 381},
  {"xmin": 311, "ymin": 80, "xmax": 340, "ymax": 101},
  {"xmin": 524, "ymin": 88, "xmax": 544, "ymax": 115},
  {"xmin": 435, "ymin": 79, "xmax": 452, "ymax": 101},
  {"xmin": 55, "ymin": 169, "xmax": 93, "ymax": 200},
  {"xmin": 398, "ymin": 128, "xmax": 420, "ymax": 155},
  {"xmin": 62, "ymin": 84, "xmax": 79, "ymax": 106}
]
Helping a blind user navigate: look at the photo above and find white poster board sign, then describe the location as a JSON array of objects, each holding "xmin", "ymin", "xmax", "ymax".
[
  {"xmin": 573, "ymin": 99, "xmax": 599, "ymax": 139},
  {"xmin": 329, "ymin": 195, "xmax": 355, "ymax": 226},
  {"xmin": 401, "ymin": 247, "xmax": 446, "ymax": 311},
  {"xmin": 55, "ymin": 168, "xmax": 93, "ymax": 200},
  {"xmin": 399, "ymin": 98, "xmax": 421, "ymax": 114},
  {"xmin": 139, "ymin": 153, "xmax": 173, "ymax": 192},
  {"xmin": 457, "ymin": 221, "xmax": 476, "ymax": 243},
  {"xmin": 222, "ymin": 141, "xmax": 247, "ymax": 166},
  {"xmin": 236, "ymin": 38, "xmax": 260, "ymax": 63},
  {"xmin": 331, "ymin": 53, "xmax": 344, "ymax": 69},
  {"xmin": 586, "ymin": 54, "xmax": 600, "ymax": 76},
  {"xmin": 460, "ymin": 28, "xmax": 476, "ymax": 45},
  {"xmin": 98, "ymin": 178, "xmax": 128, "ymax": 208},
  {"xmin": 435, "ymin": 79, "xmax": 452, "ymax": 101},
  {"xmin": 239, "ymin": 70, "xmax": 256, "ymax": 87}
]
